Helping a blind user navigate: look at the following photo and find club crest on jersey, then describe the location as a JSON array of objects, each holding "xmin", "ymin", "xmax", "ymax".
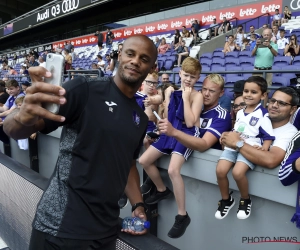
[
  {"xmin": 249, "ymin": 116, "xmax": 259, "ymax": 126},
  {"xmin": 201, "ymin": 118, "xmax": 209, "ymax": 128},
  {"xmin": 132, "ymin": 111, "xmax": 140, "ymax": 126}
]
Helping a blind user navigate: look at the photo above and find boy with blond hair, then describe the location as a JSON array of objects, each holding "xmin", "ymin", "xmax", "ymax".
[{"xmin": 139, "ymin": 57, "xmax": 203, "ymax": 238}]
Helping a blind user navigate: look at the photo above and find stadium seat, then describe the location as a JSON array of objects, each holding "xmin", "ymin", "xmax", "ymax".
[
  {"xmin": 225, "ymin": 58, "xmax": 240, "ymax": 66},
  {"xmin": 239, "ymin": 57, "xmax": 254, "ymax": 67},
  {"xmin": 277, "ymin": 49, "xmax": 284, "ymax": 56},
  {"xmin": 274, "ymin": 56, "xmax": 291, "ymax": 67},
  {"xmin": 225, "ymin": 51, "xmax": 239, "ymax": 58},
  {"xmin": 200, "ymin": 58, "xmax": 212, "ymax": 66},
  {"xmin": 272, "ymin": 66, "xmax": 282, "ymax": 76},
  {"xmin": 201, "ymin": 65, "xmax": 210, "ymax": 74},
  {"xmin": 293, "ymin": 56, "xmax": 300, "ymax": 66},
  {"xmin": 272, "ymin": 76, "xmax": 289, "ymax": 86},
  {"xmin": 212, "ymin": 51, "xmax": 225, "ymax": 59},
  {"xmin": 200, "ymin": 53, "xmax": 213, "ymax": 59},
  {"xmin": 210, "ymin": 65, "xmax": 225, "ymax": 76},
  {"xmin": 225, "ymin": 65, "xmax": 243, "ymax": 76},
  {"xmin": 164, "ymin": 59, "xmax": 174, "ymax": 71},
  {"xmin": 225, "ymin": 76, "xmax": 245, "ymax": 84},
  {"xmin": 172, "ymin": 67, "xmax": 181, "ymax": 72}
]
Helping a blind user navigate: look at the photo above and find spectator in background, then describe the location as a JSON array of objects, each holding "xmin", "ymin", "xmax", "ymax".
[
  {"xmin": 174, "ymin": 40, "xmax": 189, "ymax": 67},
  {"xmin": 181, "ymin": 26, "xmax": 191, "ymax": 38},
  {"xmin": 157, "ymin": 38, "xmax": 169, "ymax": 54},
  {"xmin": 246, "ymin": 25, "xmax": 260, "ymax": 40},
  {"xmin": 241, "ymin": 38, "xmax": 250, "ymax": 51},
  {"xmin": 223, "ymin": 35, "xmax": 240, "ymax": 54},
  {"xmin": 191, "ymin": 26, "xmax": 200, "ymax": 46},
  {"xmin": 106, "ymin": 28, "xmax": 114, "ymax": 48},
  {"xmin": 154, "ymin": 37, "xmax": 161, "ymax": 48},
  {"xmin": 64, "ymin": 41, "xmax": 74, "ymax": 53},
  {"xmin": 282, "ymin": 6, "xmax": 292, "ymax": 24},
  {"xmin": 13, "ymin": 53, "xmax": 17, "ymax": 66},
  {"xmin": 109, "ymin": 43, "xmax": 123, "ymax": 76},
  {"xmin": 0, "ymin": 80, "xmax": 9, "ymax": 107},
  {"xmin": 219, "ymin": 92, "xmax": 232, "ymax": 112},
  {"xmin": 161, "ymin": 73, "xmax": 170, "ymax": 84},
  {"xmin": 218, "ymin": 17, "xmax": 231, "ymax": 34},
  {"xmin": 231, "ymin": 80, "xmax": 245, "ymax": 98},
  {"xmin": 249, "ymin": 34, "xmax": 258, "ymax": 50},
  {"xmin": 272, "ymin": 25, "xmax": 280, "ymax": 42},
  {"xmin": 21, "ymin": 81, "xmax": 30, "ymax": 94},
  {"xmin": 20, "ymin": 66, "xmax": 29, "ymax": 76},
  {"xmin": 272, "ymin": 8, "xmax": 283, "ymax": 27},
  {"xmin": 173, "ymin": 30, "xmax": 181, "ymax": 47},
  {"xmin": 231, "ymin": 95, "xmax": 246, "ymax": 128},
  {"xmin": 262, "ymin": 24, "xmax": 269, "ymax": 30},
  {"xmin": 234, "ymin": 25, "xmax": 247, "ymax": 47},
  {"xmin": 28, "ymin": 55, "xmax": 39, "ymax": 67},
  {"xmin": 64, "ymin": 49, "xmax": 72, "ymax": 73},
  {"xmin": 38, "ymin": 56, "xmax": 46, "ymax": 69},
  {"xmin": 105, "ymin": 54, "xmax": 111, "ymax": 70},
  {"xmin": 42, "ymin": 51, "xmax": 48, "ymax": 62},
  {"xmin": 277, "ymin": 29, "xmax": 289, "ymax": 50},
  {"xmin": 94, "ymin": 30, "xmax": 104, "ymax": 51},
  {"xmin": 191, "ymin": 20, "xmax": 200, "ymax": 34},
  {"xmin": 8, "ymin": 66, "xmax": 18, "ymax": 76},
  {"xmin": 71, "ymin": 48, "xmax": 77, "ymax": 62},
  {"xmin": 252, "ymin": 28, "xmax": 278, "ymax": 100},
  {"xmin": 284, "ymin": 34, "xmax": 300, "ymax": 57},
  {"xmin": 97, "ymin": 55, "xmax": 105, "ymax": 72},
  {"xmin": 210, "ymin": 18, "xmax": 219, "ymax": 38}
]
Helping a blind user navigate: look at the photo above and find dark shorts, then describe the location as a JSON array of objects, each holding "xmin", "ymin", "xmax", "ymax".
[
  {"xmin": 29, "ymin": 228, "xmax": 117, "ymax": 250},
  {"xmin": 98, "ymin": 41, "xmax": 103, "ymax": 47},
  {"xmin": 152, "ymin": 125, "xmax": 200, "ymax": 160}
]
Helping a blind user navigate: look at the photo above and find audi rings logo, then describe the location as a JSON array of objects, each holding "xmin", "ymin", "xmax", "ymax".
[
  {"xmin": 62, "ymin": 0, "xmax": 79, "ymax": 13},
  {"xmin": 290, "ymin": 0, "xmax": 300, "ymax": 10}
]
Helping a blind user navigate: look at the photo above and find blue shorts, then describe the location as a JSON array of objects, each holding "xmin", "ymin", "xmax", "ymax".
[
  {"xmin": 151, "ymin": 125, "xmax": 200, "ymax": 160},
  {"xmin": 147, "ymin": 121, "xmax": 157, "ymax": 133},
  {"xmin": 219, "ymin": 149, "xmax": 256, "ymax": 170}
]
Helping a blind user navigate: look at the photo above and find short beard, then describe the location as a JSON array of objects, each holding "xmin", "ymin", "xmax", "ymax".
[{"xmin": 119, "ymin": 67, "xmax": 145, "ymax": 89}]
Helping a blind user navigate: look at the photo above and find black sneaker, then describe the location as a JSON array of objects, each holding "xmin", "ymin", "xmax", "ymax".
[
  {"xmin": 215, "ymin": 192, "xmax": 235, "ymax": 220},
  {"xmin": 237, "ymin": 197, "xmax": 252, "ymax": 219},
  {"xmin": 118, "ymin": 193, "xmax": 128, "ymax": 209},
  {"xmin": 145, "ymin": 187, "xmax": 173, "ymax": 205},
  {"xmin": 168, "ymin": 213, "xmax": 191, "ymax": 238},
  {"xmin": 140, "ymin": 177, "xmax": 154, "ymax": 195}
]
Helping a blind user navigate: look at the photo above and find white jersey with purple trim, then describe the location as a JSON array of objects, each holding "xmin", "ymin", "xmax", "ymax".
[
  {"xmin": 291, "ymin": 107, "xmax": 300, "ymax": 131},
  {"xmin": 226, "ymin": 103, "xmax": 275, "ymax": 151}
]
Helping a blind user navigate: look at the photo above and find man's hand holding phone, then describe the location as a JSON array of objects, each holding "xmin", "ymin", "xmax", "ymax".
[{"xmin": 15, "ymin": 66, "xmax": 66, "ymax": 127}]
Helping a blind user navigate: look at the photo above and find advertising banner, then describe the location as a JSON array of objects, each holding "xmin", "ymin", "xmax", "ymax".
[{"xmin": 52, "ymin": 0, "xmax": 282, "ymax": 48}]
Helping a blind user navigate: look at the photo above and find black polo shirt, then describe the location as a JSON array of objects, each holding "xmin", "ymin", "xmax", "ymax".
[{"xmin": 33, "ymin": 76, "xmax": 147, "ymax": 240}]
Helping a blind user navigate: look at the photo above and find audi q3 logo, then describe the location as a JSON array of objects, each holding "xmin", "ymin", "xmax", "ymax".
[
  {"xmin": 290, "ymin": 0, "xmax": 300, "ymax": 10},
  {"xmin": 62, "ymin": 0, "xmax": 79, "ymax": 13}
]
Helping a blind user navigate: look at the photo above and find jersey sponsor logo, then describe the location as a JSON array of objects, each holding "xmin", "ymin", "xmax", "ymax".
[
  {"xmin": 201, "ymin": 118, "xmax": 209, "ymax": 128},
  {"xmin": 249, "ymin": 116, "xmax": 259, "ymax": 126},
  {"xmin": 105, "ymin": 101, "xmax": 117, "ymax": 107},
  {"xmin": 132, "ymin": 111, "xmax": 140, "ymax": 126}
]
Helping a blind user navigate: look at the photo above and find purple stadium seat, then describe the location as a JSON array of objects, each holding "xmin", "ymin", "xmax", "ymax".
[
  {"xmin": 239, "ymin": 57, "xmax": 254, "ymax": 67},
  {"xmin": 239, "ymin": 50, "xmax": 252, "ymax": 57},
  {"xmin": 225, "ymin": 76, "xmax": 245, "ymax": 84},
  {"xmin": 200, "ymin": 53, "xmax": 213, "ymax": 59},
  {"xmin": 157, "ymin": 60, "xmax": 164, "ymax": 71},
  {"xmin": 201, "ymin": 65, "xmax": 210, "ymax": 74},
  {"xmin": 272, "ymin": 76, "xmax": 289, "ymax": 86},
  {"xmin": 242, "ymin": 66, "xmax": 254, "ymax": 79},
  {"xmin": 167, "ymin": 55, "xmax": 176, "ymax": 63},
  {"xmin": 211, "ymin": 65, "xmax": 225, "ymax": 76},
  {"xmin": 172, "ymin": 67, "xmax": 181, "ymax": 72},
  {"xmin": 225, "ymin": 51, "xmax": 239, "ymax": 58},
  {"xmin": 225, "ymin": 58, "xmax": 240, "ymax": 66},
  {"xmin": 212, "ymin": 51, "xmax": 225, "ymax": 59},
  {"xmin": 164, "ymin": 59, "xmax": 174, "ymax": 70},
  {"xmin": 200, "ymin": 58, "xmax": 212, "ymax": 66},
  {"xmin": 213, "ymin": 48, "xmax": 224, "ymax": 52},
  {"xmin": 212, "ymin": 58, "xmax": 225, "ymax": 66},
  {"xmin": 274, "ymin": 56, "xmax": 291, "ymax": 67},
  {"xmin": 293, "ymin": 56, "xmax": 300, "ymax": 66},
  {"xmin": 225, "ymin": 65, "xmax": 242, "ymax": 76},
  {"xmin": 277, "ymin": 49, "xmax": 284, "ymax": 56},
  {"xmin": 272, "ymin": 66, "xmax": 282, "ymax": 76}
]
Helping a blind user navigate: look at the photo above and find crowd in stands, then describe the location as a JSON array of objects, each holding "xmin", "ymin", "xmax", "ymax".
[{"xmin": 1, "ymin": 5, "xmax": 300, "ymax": 242}]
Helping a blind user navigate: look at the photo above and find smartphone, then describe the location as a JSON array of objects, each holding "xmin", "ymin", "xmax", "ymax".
[
  {"xmin": 146, "ymin": 131, "xmax": 160, "ymax": 139},
  {"xmin": 43, "ymin": 53, "xmax": 65, "ymax": 114},
  {"xmin": 258, "ymin": 38, "xmax": 268, "ymax": 48}
]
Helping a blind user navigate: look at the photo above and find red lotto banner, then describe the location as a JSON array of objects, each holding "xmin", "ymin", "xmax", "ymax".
[{"xmin": 53, "ymin": 0, "xmax": 282, "ymax": 48}]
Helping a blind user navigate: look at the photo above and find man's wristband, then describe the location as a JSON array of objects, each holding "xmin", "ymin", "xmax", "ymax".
[
  {"xmin": 268, "ymin": 45, "xmax": 272, "ymax": 49},
  {"xmin": 132, "ymin": 202, "xmax": 148, "ymax": 213}
]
